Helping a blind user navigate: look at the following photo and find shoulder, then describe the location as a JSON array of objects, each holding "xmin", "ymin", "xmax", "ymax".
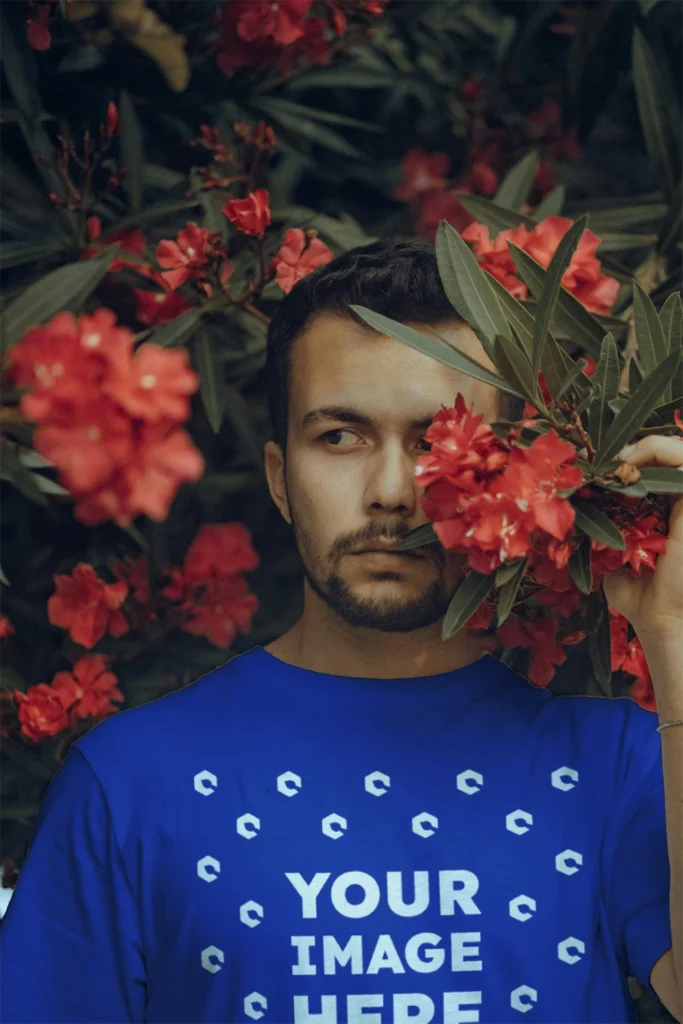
[{"xmin": 72, "ymin": 646, "xmax": 264, "ymax": 773}]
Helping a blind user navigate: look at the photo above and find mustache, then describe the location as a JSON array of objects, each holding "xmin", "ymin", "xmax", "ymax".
[{"xmin": 332, "ymin": 524, "xmax": 445, "ymax": 567}]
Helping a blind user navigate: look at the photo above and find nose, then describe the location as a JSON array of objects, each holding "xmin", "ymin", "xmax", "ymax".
[{"xmin": 363, "ymin": 440, "xmax": 421, "ymax": 518}]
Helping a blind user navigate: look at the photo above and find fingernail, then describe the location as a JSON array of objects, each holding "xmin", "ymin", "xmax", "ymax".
[{"xmin": 618, "ymin": 444, "xmax": 636, "ymax": 459}]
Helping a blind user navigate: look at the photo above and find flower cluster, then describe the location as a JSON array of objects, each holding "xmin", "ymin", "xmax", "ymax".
[
  {"xmin": 163, "ymin": 523, "xmax": 260, "ymax": 648},
  {"xmin": 270, "ymin": 228, "xmax": 334, "ymax": 293},
  {"xmin": 461, "ymin": 216, "xmax": 619, "ymax": 315},
  {"xmin": 417, "ymin": 395, "xmax": 670, "ymax": 691},
  {"xmin": 11, "ymin": 655, "xmax": 123, "ymax": 742},
  {"xmin": 7, "ymin": 309, "xmax": 204, "ymax": 525},
  {"xmin": 395, "ymin": 98, "xmax": 583, "ymax": 243},
  {"xmin": 214, "ymin": 0, "xmax": 389, "ymax": 77}
]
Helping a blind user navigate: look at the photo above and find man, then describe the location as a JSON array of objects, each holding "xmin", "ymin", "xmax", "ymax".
[{"xmin": 1, "ymin": 237, "xmax": 681, "ymax": 1024}]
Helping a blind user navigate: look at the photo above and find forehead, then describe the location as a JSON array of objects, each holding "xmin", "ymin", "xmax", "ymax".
[{"xmin": 289, "ymin": 313, "xmax": 499, "ymax": 429}]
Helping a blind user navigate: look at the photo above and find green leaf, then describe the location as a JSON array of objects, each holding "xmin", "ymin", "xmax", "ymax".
[
  {"xmin": 572, "ymin": 500, "xmax": 625, "ymax": 549},
  {"xmin": 541, "ymin": 331, "xmax": 590, "ymax": 403},
  {"xmin": 249, "ymin": 96, "xmax": 386, "ymax": 133},
  {"xmin": 585, "ymin": 201, "xmax": 668, "ymax": 232},
  {"xmin": 496, "ymin": 557, "xmax": 527, "ymax": 626},
  {"xmin": 595, "ymin": 347, "xmax": 682, "ymax": 468},
  {"xmin": 569, "ymin": 536, "xmax": 592, "ymax": 594},
  {"xmin": 553, "ymin": 358, "xmax": 589, "ymax": 401},
  {"xmin": 119, "ymin": 90, "xmax": 144, "ymax": 214},
  {"xmin": 349, "ymin": 306, "xmax": 523, "ymax": 398},
  {"xmin": 150, "ymin": 308, "xmax": 204, "ymax": 348},
  {"xmin": 0, "ymin": 566, "xmax": 8, "ymax": 586},
  {"xmin": 632, "ymin": 28, "xmax": 681, "ymax": 199},
  {"xmin": 508, "ymin": 244, "xmax": 605, "ymax": 357},
  {"xmin": 435, "ymin": 220, "xmax": 511, "ymax": 360},
  {"xmin": 485, "ymin": 274, "xmax": 535, "ymax": 356},
  {"xmin": 495, "ymin": 560, "xmax": 525, "ymax": 587},
  {"xmin": 251, "ymin": 98, "xmax": 363, "ymax": 158},
  {"xmin": 454, "ymin": 193, "xmax": 535, "ymax": 235},
  {"xmin": 633, "ymin": 281, "xmax": 668, "ymax": 377},
  {"xmin": 0, "ymin": 444, "xmax": 47, "ymax": 506},
  {"xmin": 392, "ymin": 524, "xmax": 440, "ymax": 551},
  {"xmin": 493, "ymin": 334, "xmax": 540, "ymax": 408},
  {"xmin": 442, "ymin": 571, "xmax": 495, "ymax": 640},
  {"xmin": 532, "ymin": 186, "xmax": 566, "ymax": 220},
  {"xmin": 659, "ymin": 291, "xmax": 682, "ymax": 353},
  {"xmin": 111, "ymin": 198, "xmax": 202, "ymax": 234},
  {"xmin": 531, "ymin": 215, "xmax": 589, "ymax": 375},
  {"xmin": 195, "ymin": 330, "xmax": 224, "ymax": 433},
  {"xmin": 635, "ymin": 467, "xmax": 683, "ymax": 494},
  {"xmin": 494, "ymin": 151, "xmax": 539, "ymax": 211},
  {"xmin": 0, "ymin": 251, "xmax": 115, "ymax": 352},
  {"xmin": 588, "ymin": 333, "xmax": 619, "ymax": 449},
  {"xmin": 588, "ymin": 589, "xmax": 612, "ymax": 697},
  {"xmin": 0, "ymin": 238, "xmax": 70, "ymax": 270},
  {"xmin": 596, "ymin": 232, "xmax": 658, "ymax": 252}
]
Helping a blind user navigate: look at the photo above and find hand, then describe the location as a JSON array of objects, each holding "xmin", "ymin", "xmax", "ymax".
[{"xmin": 602, "ymin": 434, "xmax": 683, "ymax": 639}]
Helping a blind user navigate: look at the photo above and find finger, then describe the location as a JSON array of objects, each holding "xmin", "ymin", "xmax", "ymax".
[{"xmin": 618, "ymin": 435, "xmax": 683, "ymax": 468}]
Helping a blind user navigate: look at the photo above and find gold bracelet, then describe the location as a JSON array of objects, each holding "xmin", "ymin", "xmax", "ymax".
[{"xmin": 656, "ymin": 718, "xmax": 683, "ymax": 733}]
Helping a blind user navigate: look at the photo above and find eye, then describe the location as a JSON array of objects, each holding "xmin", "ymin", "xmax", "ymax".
[{"xmin": 321, "ymin": 429, "xmax": 362, "ymax": 447}]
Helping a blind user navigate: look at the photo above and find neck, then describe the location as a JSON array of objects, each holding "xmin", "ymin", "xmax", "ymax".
[{"xmin": 265, "ymin": 585, "xmax": 485, "ymax": 679}]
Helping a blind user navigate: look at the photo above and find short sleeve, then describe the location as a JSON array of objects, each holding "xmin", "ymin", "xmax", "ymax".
[
  {"xmin": 0, "ymin": 745, "xmax": 146, "ymax": 1023},
  {"xmin": 604, "ymin": 702, "xmax": 672, "ymax": 997}
]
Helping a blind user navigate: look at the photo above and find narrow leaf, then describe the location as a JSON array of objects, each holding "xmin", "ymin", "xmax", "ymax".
[
  {"xmin": 572, "ymin": 500, "xmax": 625, "ymax": 549},
  {"xmin": 435, "ymin": 220, "xmax": 512, "ymax": 360},
  {"xmin": 393, "ymin": 524, "xmax": 439, "ymax": 551},
  {"xmin": 494, "ymin": 151, "xmax": 539, "ymax": 211},
  {"xmin": 485, "ymin": 274, "xmax": 535, "ymax": 356},
  {"xmin": 496, "ymin": 560, "xmax": 525, "ymax": 587},
  {"xmin": 496, "ymin": 557, "xmax": 527, "ymax": 626},
  {"xmin": 587, "ymin": 333, "xmax": 620, "ymax": 449},
  {"xmin": 509, "ymin": 244, "xmax": 607, "ymax": 357},
  {"xmin": 595, "ymin": 347, "xmax": 682, "ymax": 468},
  {"xmin": 119, "ymin": 91, "xmax": 144, "ymax": 214},
  {"xmin": 635, "ymin": 467, "xmax": 683, "ymax": 494},
  {"xmin": 531, "ymin": 216, "xmax": 589, "ymax": 375},
  {"xmin": 588, "ymin": 589, "xmax": 612, "ymax": 697},
  {"xmin": 553, "ymin": 358, "xmax": 589, "ymax": 401},
  {"xmin": 633, "ymin": 281, "xmax": 668, "ymax": 377},
  {"xmin": 493, "ymin": 335, "xmax": 540, "ymax": 408},
  {"xmin": 442, "ymin": 571, "xmax": 495, "ymax": 640},
  {"xmin": 0, "ymin": 445, "xmax": 47, "ymax": 506},
  {"xmin": 223, "ymin": 384, "xmax": 264, "ymax": 469},
  {"xmin": 532, "ymin": 186, "xmax": 566, "ymax": 220},
  {"xmin": 660, "ymin": 291, "xmax": 682, "ymax": 353},
  {"xmin": 569, "ymin": 536, "xmax": 592, "ymax": 594},
  {"xmin": 632, "ymin": 28, "xmax": 681, "ymax": 199},
  {"xmin": 0, "ymin": 251, "xmax": 115, "ymax": 351},
  {"xmin": 349, "ymin": 306, "xmax": 523, "ymax": 398},
  {"xmin": 195, "ymin": 331, "xmax": 224, "ymax": 433},
  {"xmin": 657, "ymin": 181, "xmax": 682, "ymax": 255},
  {"xmin": 454, "ymin": 194, "xmax": 535, "ymax": 235},
  {"xmin": 151, "ymin": 308, "xmax": 203, "ymax": 348}
]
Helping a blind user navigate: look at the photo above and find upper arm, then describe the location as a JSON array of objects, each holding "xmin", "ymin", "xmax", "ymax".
[
  {"xmin": 0, "ymin": 746, "xmax": 146, "ymax": 1023},
  {"xmin": 651, "ymin": 949, "xmax": 682, "ymax": 1023}
]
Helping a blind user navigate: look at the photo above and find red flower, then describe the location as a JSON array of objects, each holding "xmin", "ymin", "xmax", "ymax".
[
  {"xmin": 673, "ymin": 409, "xmax": 683, "ymax": 432},
  {"xmin": 461, "ymin": 221, "xmax": 530, "ymax": 299},
  {"xmin": 280, "ymin": 16, "xmax": 331, "ymax": 72},
  {"xmin": 592, "ymin": 512, "xmax": 667, "ymax": 583},
  {"xmin": 133, "ymin": 289, "xmax": 193, "ymax": 326},
  {"xmin": 26, "ymin": 3, "xmax": 51, "ymax": 50},
  {"xmin": 183, "ymin": 523, "xmax": 259, "ymax": 583},
  {"xmin": 497, "ymin": 612, "xmax": 566, "ymax": 686},
  {"xmin": 467, "ymin": 161, "xmax": 498, "ymax": 197},
  {"xmin": 459, "ymin": 74, "xmax": 484, "ymax": 102},
  {"xmin": 47, "ymin": 563, "xmax": 129, "ymax": 649},
  {"xmin": 416, "ymin": 393, "xmax": 508, "ymax": 492},
  {"xmin": 35, "ymin": 397, "xmax": 135, "ymax": 493},
  {"xmin": 222, "ymin": 189, "xmax": 271, "ymax": 239},
  {"xmin": 609, "ymin": 608, "xmax": 654, "ymax": 708},
  {"xmin": 14, "ymin": 684, "xmax": 68, "ymax": 742},
  {"xmin": 112, "ymin": 556, "xmax": 155, "ymax": 620},
  {"xmin": 415, "ymin": 190, "xmax": 473, "ymax": 242},
  {"xmin": 86, "ymin": 216, "xmax": 101, "ymax": 241},
  {"xmin": 82, "ymin": 227, "xmax": 155, "ymax": 278},
  {"xmin": 236, "ymin": 0, "xmax": 312, "ymax": 45},
  {"xmin": 50, "ymin": 654, "xmax": 123, "ymax": 728},
  {"xmin": 181, "ymin": 573, "xmax": 259, "ymax": 648},
  {"xmin": 155, "ymin": 222, "xmax": 218, "ymax": 291},
  {"xmin": 462, "ymin": 216, "xmax": 619, "ymax": 315},
  {"xmin": 103, "ymin": 343, "xmax": 199, "ymax": 423},
  {"xmin": 105, "ymin": 102, "xmax": 119, "ymax": 136},
  {"xmin": 271, "ymin": 228, "xmax": 334, "ymax": 294},
  {"xmin": 502, "ymin": 431, "xmax": 582, "ymax": 540},
  {"xmin": 0, "ymin": 615, "xmax": 14, "ymax": 639},
  {"xmin": 394, "ymin": 149, "xmax": 450, "ymax": 201}
]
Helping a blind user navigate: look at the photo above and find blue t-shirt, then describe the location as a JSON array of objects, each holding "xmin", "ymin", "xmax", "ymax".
[{"xmin": 0, "ymin": 647, "xmax": 672, "ymax": 1024}]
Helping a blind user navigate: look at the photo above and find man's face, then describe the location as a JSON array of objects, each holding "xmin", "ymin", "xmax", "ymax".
[{"xmin": 264, "ymin": 314, "xmax": 501, "ymax": 633}]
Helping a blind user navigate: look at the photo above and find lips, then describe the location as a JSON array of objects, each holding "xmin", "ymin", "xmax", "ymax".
[{"xmin": 352, "ymin": 546, "xmax": 424, "ymax": 559}]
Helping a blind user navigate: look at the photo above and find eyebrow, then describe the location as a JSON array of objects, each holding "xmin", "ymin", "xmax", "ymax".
[{"xmin": 301, "ymin": 406, "xmax": 436, "ymax": 430}]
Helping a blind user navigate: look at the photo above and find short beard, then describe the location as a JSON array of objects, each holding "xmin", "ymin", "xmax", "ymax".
[{"xmin": 290, "ymin": 504, "xmax": 453, "ymax": 633}]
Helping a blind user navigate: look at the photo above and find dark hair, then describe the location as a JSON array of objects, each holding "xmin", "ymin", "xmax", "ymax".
[{"xmin": 265, "ymin": 235, "xmax": 524, "ymax": 449}]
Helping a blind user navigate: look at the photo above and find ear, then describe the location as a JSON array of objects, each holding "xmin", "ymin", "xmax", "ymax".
[{"xmin": 264, "ymin": 440, "xmax": 291, "ymax": 525}]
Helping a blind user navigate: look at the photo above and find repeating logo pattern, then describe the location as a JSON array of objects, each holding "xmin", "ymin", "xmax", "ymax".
[{"xmin": 194, "ymin": 764, "xmax": 585, "ymax": 1019}]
